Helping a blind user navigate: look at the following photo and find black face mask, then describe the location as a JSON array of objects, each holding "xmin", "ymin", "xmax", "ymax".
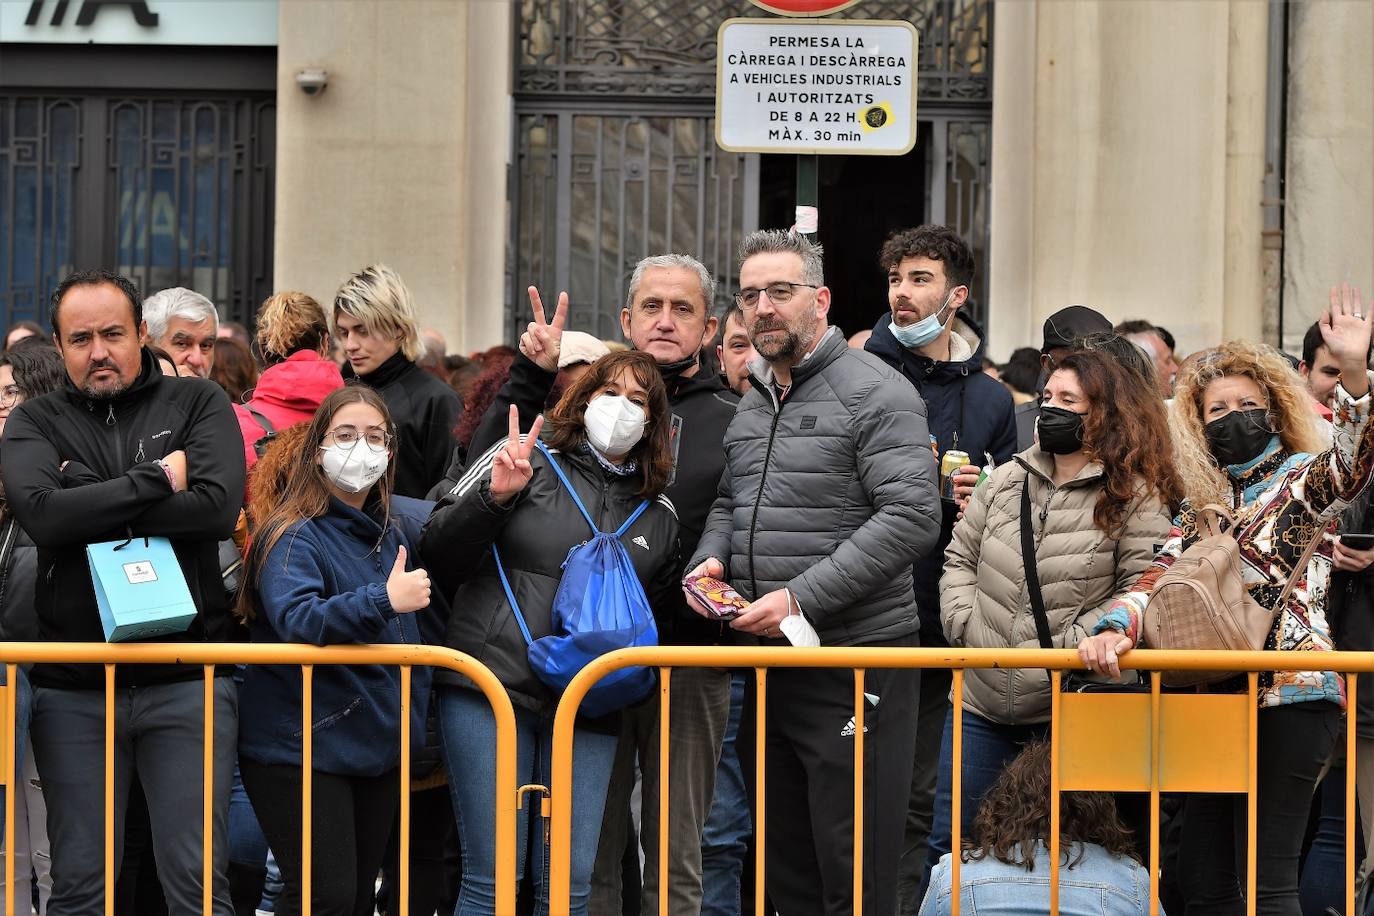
[
  {"xmin": 1037, "ymin": 406, "xmax": 1087, "ymax": 455},
  {"xmin": 1204, "ymin": 408, "xmax": 1274, "ymax": 467},
  {"xmin": 655, "ymin": 353, "xmax": 699, "ymax": 386}
]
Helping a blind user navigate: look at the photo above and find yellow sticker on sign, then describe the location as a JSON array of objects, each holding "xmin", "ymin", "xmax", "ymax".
[{"xmin": 859, "ymin": 102, "xmax": 893, "ymax": 132}]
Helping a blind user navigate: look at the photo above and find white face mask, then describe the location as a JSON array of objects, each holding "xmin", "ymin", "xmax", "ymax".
[
  {"xmin": 319, "ymin": 441, "xmax": 389, "ymax": 493},
  {"xmin": 583, "ymin": 394, "xmax": 646, "ymax": 456}
]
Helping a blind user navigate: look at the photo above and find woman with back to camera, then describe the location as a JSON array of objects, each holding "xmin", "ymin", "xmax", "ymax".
[
  {"xmin": 930, "ymin": 347, "xmax": 1182, "ymax": 873},
  {"xmin": 237, "ymin": 386, "xmax": 431, "ymax": 916},
  {"xmin": 1080, "ymin": 285, "xmax": 1374, "ymax": 915},
  {"xmin": 422, "ymin": 349, "xmax": 681, "ymax": 916},
  {"xmin": 921, "ymin": 741, "xmax": 1158, "ymax": 916}
]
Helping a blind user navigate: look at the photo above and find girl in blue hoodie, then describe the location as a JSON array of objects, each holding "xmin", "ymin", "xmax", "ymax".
[{"xmin": 237, "ymin": 386, "xmax": 432, "ymax": 916}]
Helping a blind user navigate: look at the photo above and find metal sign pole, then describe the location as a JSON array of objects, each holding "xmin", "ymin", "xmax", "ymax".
[{"xmin": 796, "ymin": 154, "xmax": 818, "ymax": 238}]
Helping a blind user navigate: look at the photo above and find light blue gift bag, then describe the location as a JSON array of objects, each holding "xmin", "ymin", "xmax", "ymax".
[{"xmin": 85, "ymin": 536, "xmax": 198, "ymax": 642}]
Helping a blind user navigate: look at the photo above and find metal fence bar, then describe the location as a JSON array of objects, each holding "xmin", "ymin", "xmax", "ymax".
[
  {"xmin": 1149, "ymin": 672, "xmax": 1162, "ymax": 916},
  {"xmin": 950, "ymin": 668, "xmax": 964, "ymax": 916},
  {"xmin": 1348, "ymin": 674, "xmax": 1359, "ymax": 916},
  {"xmin": 399, "ymin": 665, "xmax": 411, "ymax": 916},
  {"xmin": 754, "ymin": 668, "xmax": 767, "ymax": 916},
  {"xmin": 202, "ymin": 665, "xmax": 214, "ymax": 916},
  {"xmin": 658, "ymin": 667, "xmax": 671, "ymax": 916},
  {"xmin": 852, "ymin": 668, "xmax": 865, "ymax": 916},
  {"xmin": 4, "ymin": 662, "xmax": 14, "ymax": 916},
  {"xmin": 1049, "ymin": 670, "xmax": 1062, "ymax": 916},
  {"xmin": 1246, "ymin": 672, "xmax": 1258, "ymax": 916},
  {"xmin": 103, "ymin": 663, "xmax": 114, "ymax": 916},
  {"xmin": 301, "ymin": 663, "xmax": 313, "ymax": 916}
]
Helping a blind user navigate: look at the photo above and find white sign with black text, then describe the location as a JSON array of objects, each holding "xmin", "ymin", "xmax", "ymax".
[{"xmin": 715, "ymin": 18, "xmax": 918, "ymax": 156}]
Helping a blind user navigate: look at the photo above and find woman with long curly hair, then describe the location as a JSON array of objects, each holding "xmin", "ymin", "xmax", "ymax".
[
  {"xmin": 929, "ymin": 347, "xmax": 1182, "ymax": 873},
  {"xmin": 921, "ymin": 741, "xmax": 1155, "ymax": 915},
  {"xmin": 1079, "ymin": 285, "xmax": 1374, "ymax": 915}
]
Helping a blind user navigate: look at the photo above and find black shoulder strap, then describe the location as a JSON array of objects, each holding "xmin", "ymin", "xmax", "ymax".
[
  {"xmin": 0, "ymin": 515, "xmax": 23, "ymax": 615},
  {"xmin": 245, "ymin": 405, "xmax": 276, "ymax": 436},
  {"xmin": 1020, "ymin": 476, "xmax": 1055, "ymax": 650}
]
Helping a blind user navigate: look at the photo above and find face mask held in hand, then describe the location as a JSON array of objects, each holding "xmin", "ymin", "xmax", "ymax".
[
  {"xmin": 1204, "ymin": 407, "xmax": 1274, "ymax": 467},
  {"xmin": 319, "ymin": 441, "xmax": 389, "ymax": 493},
  {"xmin": 1037, "ymin": 405, "xmax": 1087, "ymax": 455},
  {"xmin": 584, "ymin": 394, "xmax": 646, "ymax": 456}
]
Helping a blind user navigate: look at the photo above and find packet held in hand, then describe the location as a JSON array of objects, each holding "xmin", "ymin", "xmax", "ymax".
[{"xmin": 684, "ymin": 575, "xmax": 751, "ymax": 620}]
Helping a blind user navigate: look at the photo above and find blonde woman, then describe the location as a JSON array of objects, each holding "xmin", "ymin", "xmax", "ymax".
[
  {"xmin": 333, "ymin": 264, "xmax": 462, "ymax": 498},
  {"xmin": 1080, "ymin": 285, "xmax": 1374, "ymax": 915}
]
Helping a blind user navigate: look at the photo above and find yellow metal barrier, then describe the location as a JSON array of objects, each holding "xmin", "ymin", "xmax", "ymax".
[
  {"xmin": 0, "ymin": 642, "xmax": 519, "ymax": 916},
  {"xmin": 547, "ymin": 646, "xmax": 1374, "ymax": 916}
]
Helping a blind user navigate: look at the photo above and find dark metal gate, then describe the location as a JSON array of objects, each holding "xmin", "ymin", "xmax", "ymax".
[
  {"xmin": 510, "ymin": 0, "xmax": 992, "ymax": 339},
  {"xmin": 0, "ymin": 92, "xmax": 275, "ymax": 330}
]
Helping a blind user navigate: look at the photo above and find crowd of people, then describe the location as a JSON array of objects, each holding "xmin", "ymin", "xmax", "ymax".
[{"xmin": 0, "ymin": 223, "xmax": 1367, "ymax": 916}]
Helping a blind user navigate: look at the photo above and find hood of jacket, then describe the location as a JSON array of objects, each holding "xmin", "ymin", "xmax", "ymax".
[
  {"xmin": 864, "ymin": 311, "xmax": 989, "ymax": 385},
  {"xmin": 250, "ymin": 351, "xmax": 345, "ymax": 415}
]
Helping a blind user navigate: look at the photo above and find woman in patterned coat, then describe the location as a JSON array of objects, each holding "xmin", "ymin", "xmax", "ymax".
[{"xmin": 1081, "ymin": 284, "xmax": 1374, "ymax": 915}]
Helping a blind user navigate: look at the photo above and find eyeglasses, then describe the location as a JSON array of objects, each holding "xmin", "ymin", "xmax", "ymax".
[
  {"xmin": 325, "ymin": 425, "xmax": 392, "ymax": 450},
  {"xmin": 0, "ymin": 385, "xmax": 22, "ymax": 409},
  {"xmin": 733, "ymin": 281, "xmax": 818, "ymax": 311}
]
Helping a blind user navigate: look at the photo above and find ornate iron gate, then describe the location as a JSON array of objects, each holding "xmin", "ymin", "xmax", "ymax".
[
  {"xmin": 510, "ymin": 0, "xmax": 991, "ymax": 338},
  {"xmin": 0, "ymin": 93, "xmax": 274, "ymax": 330}
]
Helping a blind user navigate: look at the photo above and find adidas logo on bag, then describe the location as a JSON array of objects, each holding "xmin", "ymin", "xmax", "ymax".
[
  {"xmin": 840, "ymin": 716, "xmax": 868, "ymax": 737},
  {"xmin": 632, "ymin": 536, "xmax": 649, "ymax": 550}
]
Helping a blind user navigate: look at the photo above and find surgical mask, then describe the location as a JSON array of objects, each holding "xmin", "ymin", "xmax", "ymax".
[
  {"xmin": 889, "ymin": 289, "xmax": 958, "ymax": 350},
  {"xmin": 319, "ymin": 441, "xmax": 389, "ymax": 493},
  {"xmin": 584, "ymin": 394, "xmax": 646, "ymax": 456},
  {"xmin": 1037, "ymin": 406, "xmax": 1087, "ymax": 455},
  {"xmin": 1204, "ymin": 408, "xmax": 1274, "ymax": 468}
]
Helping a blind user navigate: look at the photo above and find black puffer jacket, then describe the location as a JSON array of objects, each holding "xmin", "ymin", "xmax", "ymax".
[
  {"xmin": 0, "ymin": 349, "xmax": 245, "ymax": 688},
  {"xmin": 0, "ymin": 514, "xmax": 38, "ymax": 641},
  {"xmin": 348, "ymin": 352, "xmax": 462, "ymax": 499},
  {"xmin": 691, "ymin": 327, "xmax": 940, "ymax": 646},
  {"xmin": 422, "ymin": 439, "xmax": 680, "ymax": 714}
]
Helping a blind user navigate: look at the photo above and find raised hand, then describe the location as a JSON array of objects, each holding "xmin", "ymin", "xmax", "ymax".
[
  {"xmin": 385, "ymin": 546, "xmax": 431, "ymax": 614},
  {"xmin": 521, "ymin": 286, "xmax": 568, "ymax": 372},
  {"xmin": 489, "ymin": 404, "xmax": 545, "ymax": 504},
  {"xmin": 1320, "ymin": 283, "xmax": 1371, "ymax": 397}
]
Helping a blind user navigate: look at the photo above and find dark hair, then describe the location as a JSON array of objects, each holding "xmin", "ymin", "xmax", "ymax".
[
  {"xmin": 211, "ymin": 336, "xmax": 260, "ymax": 404},
  {"xmin": 1302, "ymin": 321, "xmax": 1327, "ymax": 368},
  {"xmin": 0, "ymin": 341, "xmax": 65, "ymax": 399},
  {"xmin": 1053, "ymin": 348, "xmax": 1184, "ymax": 533},
  {"xmin": 999, "ymin": 347, "xmax": 1042, "ymax": 397},
  {"xmin": 965, "ymin": 742, "xmax": 1140, "ymax": 870},
  {"xmin": 878, "ymin": 225, "xmax": 974, "ymax": 291},
  {"xmin": 4, "ymin": 320, "xmax": 44, "ymax": 350},
  {"xmin": 1154, "ymin": 326, "xmax": 1176, "ymax": 353},
  {"xmin": 722, "ymin": 302, "xmax": 746, "ymax": 330},
  {"xmin": 542, "ymin": 350, "xmax": 673, "ymax": 498},
  {"xmin": 454, "ymin": 353, "xmax": 515, "ymax": 452},
  {"xmin": 50, "ymin": 269, "xmax": 142, "ymax": 337},
  {"xmin": 147, "ymin": 345, "xmax": 177, "ymax": 374},
  {"xmin": 1074, "ymin": 332, "xmax": 1157, "ymax": 389},
  {"xmin": 1112, "ymin": 319, "xmax": 1157, "ymax": 337}
]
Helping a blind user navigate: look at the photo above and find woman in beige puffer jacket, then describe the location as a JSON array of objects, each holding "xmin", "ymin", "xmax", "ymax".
[{"xmin": 926, "ymin": 346, "xmax": 1182, "ymax": 875}]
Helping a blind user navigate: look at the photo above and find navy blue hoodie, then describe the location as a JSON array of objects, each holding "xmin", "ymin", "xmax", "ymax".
[
  {"xmin": 238, "ymin": 497, "xmax": 430, "ymax": 777},
  {"xmin": 865, "ymin": 312, "xmax": 1017, "ymax": 645}
]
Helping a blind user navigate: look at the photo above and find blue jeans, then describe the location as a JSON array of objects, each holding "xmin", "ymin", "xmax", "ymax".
[
  {"xmin": 700, "ymin": 673, "xmax": 749, "ymax": 916},
  {"xmin": 438, "ymin": 686, "xmax": 617, "ymax": 916},
  {"xmin": 927, "ymin": 707, "xmax": 1049, "ymax": 872},
  {"xmin": 0, "ymin": 667, "xmax": 32, "ymax": 836}
]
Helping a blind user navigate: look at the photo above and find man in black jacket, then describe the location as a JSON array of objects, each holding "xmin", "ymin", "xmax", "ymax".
[
  {"xmin": 1, "ymin": 269, "xmax": 244, "ymax": 916},
  {"xmin": 863, "ymin": 225, "xmax": 1017, "ymax": 912},
  {"xmin": 448, "ymin": 257, "xmax": 738, "ymax": 914},
  {"xmin": 333, "ymin": 264, "xmax": 463, "ymax": 498}
]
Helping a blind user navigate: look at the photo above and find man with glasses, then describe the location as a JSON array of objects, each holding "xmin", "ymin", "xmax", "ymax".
[
  {"xmin": 0, "ymin": 269, "xmax": 244, "ymax": 916},
  {"xmin": 686, "ymin": 229, "xmax": 939, "ymax": 916}
]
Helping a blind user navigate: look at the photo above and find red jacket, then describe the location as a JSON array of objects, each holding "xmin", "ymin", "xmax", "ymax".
[{"xmin": 235, "ymin": 351, "xmax": 344, "ymax": 484}]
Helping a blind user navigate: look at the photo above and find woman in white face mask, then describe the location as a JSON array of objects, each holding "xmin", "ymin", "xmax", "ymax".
[
  {"xmin": 236, "ymin": 386, "xmax": 434, "ymax": 916},
  {"xmin": 422, "ymin": 349, "xmax": 683, "ymax": 916}
]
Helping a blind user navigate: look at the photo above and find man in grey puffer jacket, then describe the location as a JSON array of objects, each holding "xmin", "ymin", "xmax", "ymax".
[{"xmin": 686, "ymin": 229, "xmax": 940, "ymax": 915}]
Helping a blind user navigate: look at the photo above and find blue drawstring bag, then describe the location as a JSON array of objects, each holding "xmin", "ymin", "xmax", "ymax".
[{"xmin": 492, "ymin": 443, "xmax": 659, "ymax": 717}]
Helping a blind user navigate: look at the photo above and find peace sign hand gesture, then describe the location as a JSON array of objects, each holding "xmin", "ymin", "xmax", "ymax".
[
  {"xmin": 521, "ymin": 286, "xmax": 568, "ymax": 372},
  {"xmin": 489, "ymin": 405, "xmax": 545, "ymax": 505},
  {"xmin": 1320, "ymin": 283, "xmax": 1372, "ymax": 398}
]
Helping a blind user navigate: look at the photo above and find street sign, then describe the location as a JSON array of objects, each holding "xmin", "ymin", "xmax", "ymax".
[
  {"xmin": 747, "ymin": 0, "xmax": 864, "ymax": 16},
  {"xmin": 715, "ymin": 18, "xmax": 918, "ymax": 156}
]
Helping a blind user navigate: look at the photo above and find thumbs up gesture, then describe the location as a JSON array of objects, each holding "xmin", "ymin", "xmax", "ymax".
[{"xmin": 386, "ymin": 546, "xmax": 431, "ymax": 614}]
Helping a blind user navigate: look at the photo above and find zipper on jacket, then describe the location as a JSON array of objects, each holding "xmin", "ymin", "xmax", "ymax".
[
  {"xmin": 747, "ymin": 387, "xmax": 785, "ymax": 599},
  {"xmin": 102, "ymin": 402, "xmax": 126, "ymax": 471}
]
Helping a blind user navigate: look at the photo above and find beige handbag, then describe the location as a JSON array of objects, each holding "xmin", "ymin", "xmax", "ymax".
[{"xmin": 1141, "ymin": 504, "xmax": 1323, "ymax": 687}]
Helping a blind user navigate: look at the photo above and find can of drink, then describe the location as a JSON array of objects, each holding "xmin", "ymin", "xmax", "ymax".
[{"xmin": 940, "ymin": 449, "xmax": 970, "ymax": 499}]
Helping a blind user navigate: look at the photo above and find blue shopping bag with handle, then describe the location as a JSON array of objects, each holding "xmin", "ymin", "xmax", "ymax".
[
  {"xmin": 492, "ymin": 442, "xmax": 658, "ymax": 717},
  {"xmin": 86, "ymin": 536, "xmax": 197, "ymax": 642}
]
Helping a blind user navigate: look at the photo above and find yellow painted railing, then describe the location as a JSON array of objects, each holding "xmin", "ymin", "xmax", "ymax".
[
  {"xmin": 547, "ymin": 646, "xmax": 1374, "ymax": 916},
  {"xmin": 0, "ymin": 643, "xmax": 519, "ymax": 916}
]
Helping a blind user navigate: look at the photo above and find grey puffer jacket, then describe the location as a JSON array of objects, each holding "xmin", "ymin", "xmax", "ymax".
[
  {"xmin": 691, "ymin": 327, "xmax": 940, "ymax": 646},
  {"xmin": 941, "ymin": 446, "xmax": 1172, "ymax": 724}
]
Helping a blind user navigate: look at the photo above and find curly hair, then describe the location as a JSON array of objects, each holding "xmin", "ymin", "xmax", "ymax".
[
  {"xmin": 454, "ymin": 352, "xmax": 515, "ymax": 452},
  {"xmin": 256, "ymin": 291, "xmax": 329, "ymax": 363},
  {"xmin": 1053, "ymin": 348, "xmax": 1184, "ymax": 534},
  {"xmin": 878, "ymin": 225, "xmax": 974, "ymax": 290},
  {"xmin": 1171, "ymin": 340, "xmax": 1325, "ymax": 508},
  {"xmin": 964, "ymin": 741, "xmax": 1139, "ymax": 870},
  {"xmin": 542, "ymin": 350, "xmax": 673, "ymax": 498}
]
